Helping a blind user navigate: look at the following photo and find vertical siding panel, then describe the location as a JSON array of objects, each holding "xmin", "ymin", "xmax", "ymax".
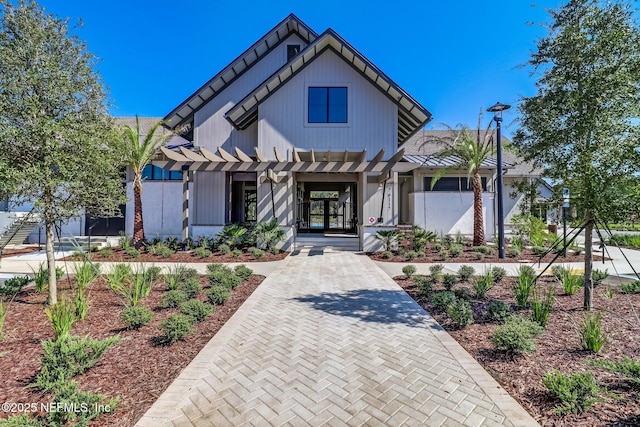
[{"xmin": 194, "ymin": 171, "xmax": 226, "ymax": 224}]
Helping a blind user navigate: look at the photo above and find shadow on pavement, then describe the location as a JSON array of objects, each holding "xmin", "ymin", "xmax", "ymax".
[{"xmin": 293, "ymin": 288, "xmax": 430, "ymax": 327}]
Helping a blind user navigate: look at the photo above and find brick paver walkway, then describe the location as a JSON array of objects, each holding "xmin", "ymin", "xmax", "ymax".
[{"xmin": 136, "ymin": 250, "xmax": 539, "ymax": 427}]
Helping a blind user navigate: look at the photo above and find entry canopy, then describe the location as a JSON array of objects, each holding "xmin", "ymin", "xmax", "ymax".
[{"xmin": 153, "ymin": 146, "xmax": 418, "ymax": 174}]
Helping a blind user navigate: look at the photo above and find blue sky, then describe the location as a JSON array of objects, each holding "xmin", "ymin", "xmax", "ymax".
[{"xmin": 38, "ymin": 0, "xmax": 562, "ymax": 136}]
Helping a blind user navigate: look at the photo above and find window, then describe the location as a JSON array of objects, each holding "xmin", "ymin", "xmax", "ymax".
[
  {"xmin": 287, "ymin": 44, "xmax": 300, "ymax": 61},
  {"xmin": 423, "ymin": 176, "xmax": 487, "ymax": 192},
  {"xmin": 141, "ymin": 165, "xmax": 182, "ymax": 181},
  {"xmin": 308, "ymin": 87, "xmax": 347, "ymax": 123}
]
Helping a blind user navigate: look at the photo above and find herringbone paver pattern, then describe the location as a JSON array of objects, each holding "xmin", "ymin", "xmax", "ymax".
[{"xmin": 136, "ymin": 250, "xmax": 539, "ymax": 427}]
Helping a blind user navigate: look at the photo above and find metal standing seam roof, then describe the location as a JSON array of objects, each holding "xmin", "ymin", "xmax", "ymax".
[
  {"xmin": 225, "ymin": 29, "xmax": 432, "ymax": 144},
  {"xmin": 403, "ymin": 154, "xmax": 514, "ymax": 169},
  {"xmin": 163, "ymin": 14, "xmax": 318, "ymax": 131}
]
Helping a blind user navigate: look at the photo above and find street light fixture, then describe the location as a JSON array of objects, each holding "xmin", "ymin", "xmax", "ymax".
[{"xmin": 487, "ymin": 102, "xmax": 511, "ymax": 259}]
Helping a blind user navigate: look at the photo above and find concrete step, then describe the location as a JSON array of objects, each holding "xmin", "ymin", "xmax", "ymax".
[
  {"xmin": 295, "ymin": 235, "xmax": 360, "ymax": 251},
  {"xmin": 55, "ymin": 236, "xmax": 109, "ymax": 251}
]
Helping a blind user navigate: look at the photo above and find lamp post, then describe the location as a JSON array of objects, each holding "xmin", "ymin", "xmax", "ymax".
[{"xmin": 487, "ymin": 102, "xmax": 511, "ymax": 259}]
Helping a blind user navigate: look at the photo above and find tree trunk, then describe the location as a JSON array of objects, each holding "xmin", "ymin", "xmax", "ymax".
[
  {"xmin": 584, "ymin": 212, "xmax": 594, "ymax": 311},
  {"xmin": 45, "ymin": 220, "xmax": 57, "ymax": 305},
  {"xmin": 132, "ymin": 179, "xmax": 145, "ymax": 248},
  {"xmin": 472, "ymin": 172, "xmax": 485, "ymax": 246}
]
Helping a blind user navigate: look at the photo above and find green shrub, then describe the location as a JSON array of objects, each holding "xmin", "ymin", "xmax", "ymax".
[
  {"xmin": 0, "ymin": 300, "xmax": 6, "ymax": 341},
  {"xmin": 431, "ymin": 291, "xmax": 456, "ymax": 312},
  {"xmin": 571, "ymin": 246, "xmax": 583, "ymax": 256},
  {"xmin": 160, "ymin": 314, "xmax": 194, "ymax": 343},
  {"xmin": 405, "ymin": 251, "xmax": 418, "ymax": 260},
  {"xmin": 402, "ymin": 265, "xmax": 417, "ymax": 278},
  {"xmin": 442, "ymin": 273, "xmax": 458, "ymax": 291},
  {"xmin": 449, "ymin": 244, "xmax": 463, "ymax": 257},
  {"xmin": 472, "ymin": 272, "xmax": 493, "ymax": 298},
  {"xmin": 473, "ymin": 245, "xmax": 494, "ymax": 255},
  {"xmin": 514, "ymin": 265, "xmax": 536, "ymax": 307},
  {"xmin": 381, "ymin": 251, "xmax": 393, "ymax": 259},
  {"xmin": 454, "ymin": 287, "xmax": 473, "ymax": 302},
  {"xmin": 532, "ymin": 245, "xmax": 547, "ymax": 255},
  {"xmin": 148, "ymin": 242, "xmax": 174, "ymax": 258},
  {"xmin": 207, "ymin": 286, "xmax": 231, "ymax": 305},
  {"xmin": 106, "ymin": 263, "xmax": 132, "ymax": 291},
  {"xmin": 46, "ymin": 297, "xmax": 76, "ymax": 340},
  {"xmin": 507, "ymin": 247, "xmax": 522, "ymax": 258},
  {"xmin": 98, "ymin": 246, "xmax": 113, "ymax": 257},
  {"xmin": 0, "ymin": 414, "xmax": 43, "ymax": 426},
  {"xmin": 0, "ymin": 275, "xmax": 30, "ymax": 295},
  {"xmin": 208, "ymin": 270, "xmax": 242, "ymax": 290},
  {"xmin": 620, "ymin": 280, "xmax": 640, "ymax": 294},
  {"xmin": 44, "ymin": 380, "xmax": 118, "ymax": 427},
  {"xmin": 542, "ymin": 370, "xmax": 602, "ymax": 414},
  {"xmin": 559, "ymin": 268, "xmax": 583, "ymax": 295},
  {"xmin": 234, "ymin": 265, "xmax": 253, "ymax": 281},
  {"xmin": 36, "ymin": 334, "xmax": 120, "ymax": 389},
  {"xmin": 231, "ymin": 248, "xmax": 243, "ymax": 258},
  {"xmin": 161, "ymin": 289, "xmax": 188, "ymax": 309},
  {"xmin": 218, "ymin": 243, "xmax": 231, "ymax": 254},
  {"xmin": 592, "ymin": 269, "xmax": 609, "ymax": 287},
  {"xmin": 248, "ymin": 247, "xmax": 265, "ymax": 258},
  {"xmin": 447, "ymin": 299, "xmax": 474, "ymax": 328},
  {"xmin": 145, "ymin": 266, "xmax": 162, "ymax": 282},
  {"xmin": 590, "ymin": 356, "xmax": 640, "ymax": 387},
  {"xmin": 579, "ymin": 312, "xmax": 606, "ymax": 353},
  {"xmin": 252, "ymin": 218, "xmax": 286, "ymax": 251},
  {"xmin": 193, "ymin": 246, "xmax": 212, "ymax": 258},
  {"xmin": 206, "ymin": 263, "xmax": 232, "ymax": 274},
  {"xmin": 429, "ymin": 264, "xmax": 444, "ymax": 282},
  {"xmin": 439, "ymin": 249, "xmax": 450, "ymax": 260},
  {"xmin": 486, "ymin": 301, "xmax": 512, "ymax": 321},
  {"xmin": 414, "ymin": 275, "xmax": 433, "ymax": 298},
  {"xmin": 473, "ymin": 252, "xmax": 484, "ymax": 261},
  {"xmin": 120, "ymin": 306, "xmax": 153, "ymax": 329},
  {"xmin": 531, "ymin": 286, "xmax": 555, "ymax": 328},
  {"xmin": 492, "ymin": 315, "xmax": 543, "ymax": 354},
  {"xmin": 551, "ymin": 265, "xmax": 568, "ymax": 281},
  {"xmin": 491, "ymin": 266, "xmax": 506, "ymax": 283},
  {"xmin": 457, "ymin": 265, "xmax": 475, "ymax": 282},
  {"xmin": 179, "ymin": 278, "xmax": 202, "ymax": 299},
  {"xmin": 179, "ymin": 299, "xmax": 214, "ymax": 322},
  {"xmin": 125, "ymin": 247, "xmax": 140, "ymax": 258}
]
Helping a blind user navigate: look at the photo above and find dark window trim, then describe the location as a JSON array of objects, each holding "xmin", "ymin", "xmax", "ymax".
[{"xmin": 307, "ymin": 86, "xmax": 348, "ymax": 124}]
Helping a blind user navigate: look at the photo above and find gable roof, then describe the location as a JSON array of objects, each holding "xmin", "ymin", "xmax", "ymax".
[
  {"xmin": 225, "ymin": 29, "xmax": 432, "ymax": 144},
  {"xmin": 163, "ymin": 14, "xmax": 318, "ymax": 131},
  {"xmin": 401, "ymin": 129, "xmax": 542, "ymax": 176}
]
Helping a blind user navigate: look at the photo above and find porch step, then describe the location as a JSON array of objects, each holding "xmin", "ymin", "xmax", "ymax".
[{"xmin": 294, "ymin": 235, "xmax": 360, "ymax": 252}]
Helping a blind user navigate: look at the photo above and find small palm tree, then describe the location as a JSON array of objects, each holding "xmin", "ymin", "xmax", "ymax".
[
  {"xmin": 120, "ymin": 117, "xmax": 174, "ymax": 248},
  {"xmin": 424, "ymin": 117, "xmax": 495, "ymax": 246},
  {"xmin": 217, "ymin": 224, "xmax": 249, "ymax": 249},
  {"xmin": 374, "ymin": 229, "xmax": 401, "ymax": 252},
  {"xmin": 252, "ymin": 218, "xmax": 286, "ymax": 251},
  {"xmin": 412, "ymin": 225, "xmax": 436, "ymax": 252}
]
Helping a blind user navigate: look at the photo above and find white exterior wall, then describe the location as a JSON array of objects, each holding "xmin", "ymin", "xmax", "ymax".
[
  {"xmin": 194, "ymin": 34, "xmax": 308, "ymax": 153},
  {"xmin": 410, "ymin": 192, "xmax": 496, "ymax": 240},
  {"xmin": 257, "ymin": 51, "xmax": 398, "ymax": 160},
  {"xmin": 125, "ymin": 181, "xmax": 186, "ymax": 240}
]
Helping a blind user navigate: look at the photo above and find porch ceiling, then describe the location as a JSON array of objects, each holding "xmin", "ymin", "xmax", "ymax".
[{"xmin": 153, "ymin": 146, "xmax": 418, "ymax": 174}]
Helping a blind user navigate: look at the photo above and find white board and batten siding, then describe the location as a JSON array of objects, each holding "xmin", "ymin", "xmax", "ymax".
[
  {"xmin": 194, "ymin": 34, "xmax": 309, "ymax": 153},
  {"xmin": 257, "ymin": 51, "xmax": 398, "ymax": 160},
  {"xmin": 125, "ymin": 182, "xmax": 188, "ymax": 240}
]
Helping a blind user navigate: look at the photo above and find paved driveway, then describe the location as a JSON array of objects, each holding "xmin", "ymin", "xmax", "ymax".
[{"xmin": 136, "ymin": 250, "xmax": 539, "ymax": 427}]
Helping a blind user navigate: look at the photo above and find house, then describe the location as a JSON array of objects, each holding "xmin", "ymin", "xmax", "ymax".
[{"xmin": 147, "ymin": 14, "xmax": 432, "ymax": 251}]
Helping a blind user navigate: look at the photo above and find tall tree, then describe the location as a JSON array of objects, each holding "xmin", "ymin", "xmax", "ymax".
[
  {"xmin": 0, "ymin": 0, "xmax": 125, "ymax": 304},
  {"xmin": 425, "ymin": 122, "xmax": 495, "ymax": 246},
  {"xmin": 514, "ymin": 0, "xmax": 640, "ymax": 310},
  {"xmin": 120, "ymin": 117, "xmax": 174, "ymax": 248}
]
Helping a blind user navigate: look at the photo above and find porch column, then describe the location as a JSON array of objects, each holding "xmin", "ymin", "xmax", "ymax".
[{"xmin": 182, "ymin": 169, "xmax": 190, "ymax": 241}]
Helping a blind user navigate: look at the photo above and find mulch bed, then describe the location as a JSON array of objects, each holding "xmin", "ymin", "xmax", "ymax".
[
  {"xmin": 1, "ymin": 246, "xmax": 42, "ymax": 257},
  {"xmin": 397, "ymin": 275, "xmax": 640, "ymax": 426},
  {"xmin": 62, "ymin": 248, "xmax": 288, "ymax": 264},
  {"xmin": 0, "ymin": 273, "xmax": 264, "ymax": 426},
  {"xmin": 369, "ymin": 240, "xmax": 606, "ymax": 264}
]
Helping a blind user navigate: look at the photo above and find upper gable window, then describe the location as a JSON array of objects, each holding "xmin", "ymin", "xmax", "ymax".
[
  {"xmin": 287, "ymin": 44, "xmax": 301, "ymax": 61},
  {"xmin": 308, "ymin": 87, "xmax": 348, "ymax": 123}
]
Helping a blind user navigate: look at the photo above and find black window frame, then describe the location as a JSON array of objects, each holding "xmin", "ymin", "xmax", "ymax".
[
  {"xmin": 141, "ymin": 165, "xmax": 183, "ymax": 181},
  {"xmin": 307, "ymin": 86, "xmax": 348, "ymax": 124}
]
